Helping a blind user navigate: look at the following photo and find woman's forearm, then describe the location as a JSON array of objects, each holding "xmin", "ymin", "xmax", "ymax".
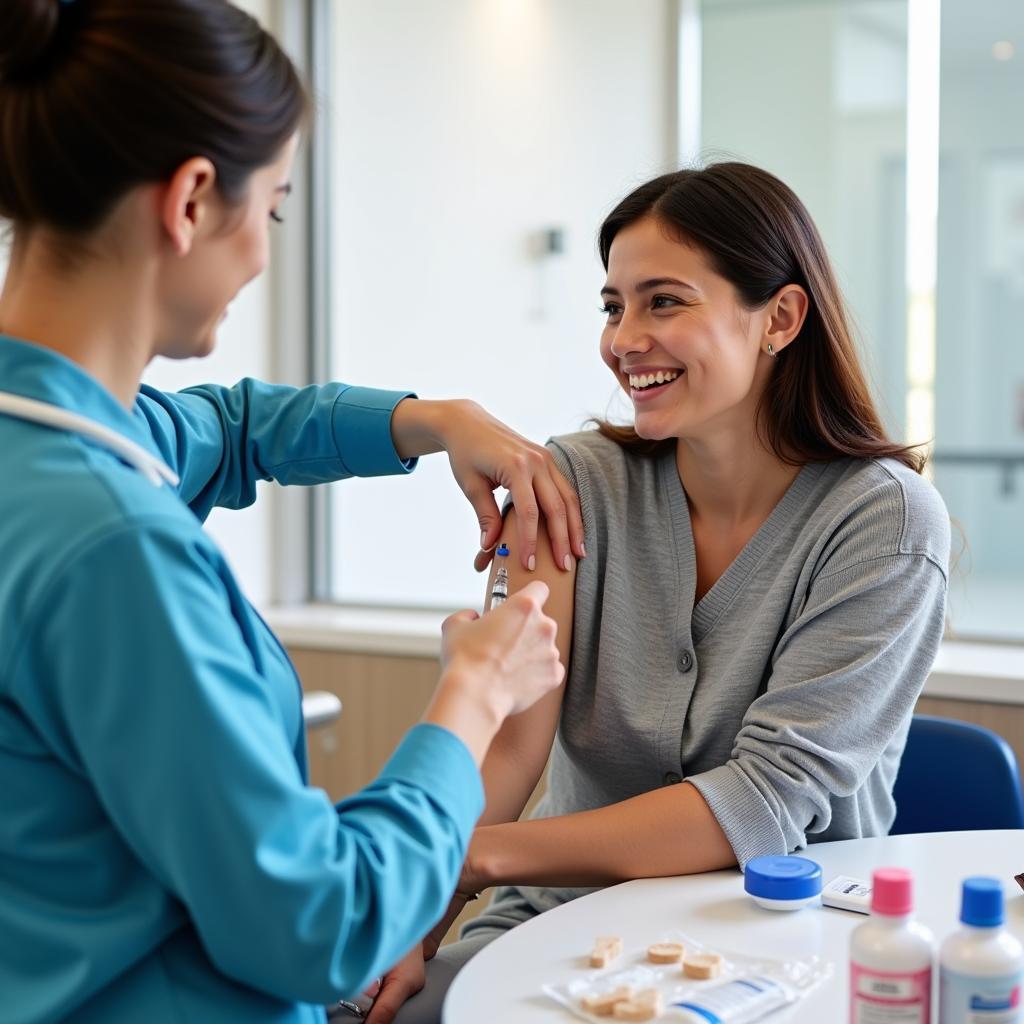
[
  {"xmin": 468, "ymin": 782, "xmax": 736, "ymax": 890},
  {"xmin": 478, "ymin": 743, "xmax": 548, "ymax": 827}
]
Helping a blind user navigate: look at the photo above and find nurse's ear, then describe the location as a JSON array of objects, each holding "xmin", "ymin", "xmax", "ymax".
[{"xmin": 160, "ymin": 158, "xmax": 218, "ymax": 257}]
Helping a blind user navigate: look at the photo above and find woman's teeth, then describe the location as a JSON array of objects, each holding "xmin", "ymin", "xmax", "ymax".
[{"xmin": 629, "ymin": 369, "xmax": 681, "ymax": 390}]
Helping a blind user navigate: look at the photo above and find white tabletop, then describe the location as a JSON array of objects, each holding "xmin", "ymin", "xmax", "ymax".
[{"xmin": 444, "ymin": 830, "xmax": 1024, "ymax": 1023}]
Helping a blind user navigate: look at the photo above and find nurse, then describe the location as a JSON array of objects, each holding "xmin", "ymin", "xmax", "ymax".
[{"xmin": 0, "ymin": 2, "xmax": 582, "ymax": 1022}]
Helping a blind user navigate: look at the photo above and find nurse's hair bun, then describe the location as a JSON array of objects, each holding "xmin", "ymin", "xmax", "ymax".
[
  {"xmin": 0, "ymin": 0, "xmax": 308, "ymax": 234},
  {"xmin": 0, "ymin": 0, "xmax": 65, "ymax": 83}
]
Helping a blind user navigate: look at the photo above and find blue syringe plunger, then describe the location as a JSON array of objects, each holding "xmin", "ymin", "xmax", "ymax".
[{"xmin": 496, "ymin": 542, "xmax": 510, "ymax": 557}]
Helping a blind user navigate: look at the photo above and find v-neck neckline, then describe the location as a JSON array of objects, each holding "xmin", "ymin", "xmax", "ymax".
[{"xmin": 659, "ymin": 451, "xmax": 826, "ymax": 645}]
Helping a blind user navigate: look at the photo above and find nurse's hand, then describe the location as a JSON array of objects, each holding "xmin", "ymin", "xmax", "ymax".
[
  {"xmin": 390, "ymin": 398, "xmax": 585, "ymax": 574},
  {"xmin": 363, "ymin": 947, "xmax": 425, "ymax": 1024},
  {"xmin": 423, "ymin": 581, "xmax": 564, "ymax": 766}
]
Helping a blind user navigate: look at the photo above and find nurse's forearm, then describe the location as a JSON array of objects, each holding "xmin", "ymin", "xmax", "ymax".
[
  {"xmin": 421, "ymin": 670, "xmax": 504, "ymax": 766},
  {"xmin": 389, "ymin": 397, "xmax": 454, "ymax": 459},
  {"xmin": 467, "ymin": 783, "xmax": 736, "ymax": 890}
]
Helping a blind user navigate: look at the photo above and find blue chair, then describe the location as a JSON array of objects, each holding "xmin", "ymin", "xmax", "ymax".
[{"xmin": 890, "ymin": 714, "xmax": 1024, "ymax": 834}]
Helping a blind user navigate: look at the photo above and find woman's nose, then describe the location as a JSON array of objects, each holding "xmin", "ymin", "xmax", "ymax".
[{"xmin": 609, "ymin": 314, "xmax": 654, "ymax": 358}]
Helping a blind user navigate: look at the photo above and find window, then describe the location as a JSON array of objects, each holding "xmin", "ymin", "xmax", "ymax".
[
  {"xmin": 696, "ymin": 0, "xmax": 1024, "ymax": 641},
  {"xmin": 324, "ymin": 0, "xmax": 1024, "ymax": 642}
]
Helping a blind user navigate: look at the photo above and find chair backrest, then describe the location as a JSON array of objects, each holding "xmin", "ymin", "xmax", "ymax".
[{"xmin": 890, "ymin": 714, "xmax": 1024, "ymax": 834}]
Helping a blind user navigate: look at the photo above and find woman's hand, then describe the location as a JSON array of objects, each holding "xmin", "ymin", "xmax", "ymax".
[
  {"xmin": 421, "ymin": 890, "xmax": 477, "ymax": 962},
  {"xmin": 456, "ymin": 830, "xmax": 492, "ymax": 901},
  {"xmin": 363, "ymin": 947, "xmax": 426, "ymax": 1024},
  {"xmin": 390, "ymin": 398, "xmax": 585, "ymax": 573}
]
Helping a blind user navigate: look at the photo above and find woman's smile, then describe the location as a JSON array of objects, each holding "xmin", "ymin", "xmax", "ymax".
[{"xmin": 627, "ymin": 366, "xmax": 685, "ymax": 402}]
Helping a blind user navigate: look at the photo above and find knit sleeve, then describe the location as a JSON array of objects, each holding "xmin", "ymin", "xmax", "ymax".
[{"xmin": 687, "ymin": 550, "xmax": 947, "ymax": 866}]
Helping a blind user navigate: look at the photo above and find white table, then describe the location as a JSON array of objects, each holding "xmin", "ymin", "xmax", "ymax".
[{"xmin": 444, "ymin": 830, "xmax": 1024, "ymax": 1023}]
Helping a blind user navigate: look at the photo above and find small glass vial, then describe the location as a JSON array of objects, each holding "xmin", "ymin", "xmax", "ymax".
[
  {"xmin": 489, "ymin": 543, "xmax": 510, "ymax": 608},
  {"xmin": 939, "ymin": 876, "xmax": 1023, "ymax": 1024},
  {"xmin": 850, "ymin": 867, "xmax": 935, "ymax": 1024}
]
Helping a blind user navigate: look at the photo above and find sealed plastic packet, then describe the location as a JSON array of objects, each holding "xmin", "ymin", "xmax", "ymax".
[{"xmin": 543, "ymin": 931, "xmax": 832, "ymax": 1023}]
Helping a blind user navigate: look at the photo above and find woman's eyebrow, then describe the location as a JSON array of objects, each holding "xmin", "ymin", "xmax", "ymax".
[
  {"xmin": 636, "ymin": 276, "xmax": 698, "ymax": 292},
  {"xmin": 601, "ymin": 277, "xmax": 698, "ymax": 297}
]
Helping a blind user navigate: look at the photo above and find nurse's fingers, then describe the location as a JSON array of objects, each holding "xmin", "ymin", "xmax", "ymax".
[
  {"xmin": 530, "ymin": 469, "xmax": 584, "ymax": 572},
  {"xmin": 457, "ymin": 476, "xmax": 503, "ymax": 566},
  {"xmin": 502, "ymin": 475, "xmax": 540, "ymax": 572},
  {"xmin": 473, "ymin": 546, "xmax": 494, "ymax": 573},
  {"xmin": 550, "ymin": 461, "xmax": 586, "ymax": 559},
  {"xmin": 503, "ymin": 463, "xmax": 584, "ymax": 574}
]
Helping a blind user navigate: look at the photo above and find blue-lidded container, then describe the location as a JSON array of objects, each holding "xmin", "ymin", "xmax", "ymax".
[{"xmin": 744, "ymin": 855, "xmax": 823, "ymax": 911}]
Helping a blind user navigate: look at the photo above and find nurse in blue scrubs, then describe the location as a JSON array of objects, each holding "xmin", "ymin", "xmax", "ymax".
[{"xmin": 0, "ymin": 2, "xmax": 583, "ymax": 1022}]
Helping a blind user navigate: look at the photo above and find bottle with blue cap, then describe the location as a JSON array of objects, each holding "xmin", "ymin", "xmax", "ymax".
[{"xmin": 939, "ymin": 876, "xmax": 1023, "ymax": 1023}]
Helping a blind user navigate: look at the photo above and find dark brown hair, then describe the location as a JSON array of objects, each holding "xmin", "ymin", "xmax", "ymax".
[
  {"xmin": 0, "ymin": 0, "xmax": 308, "ymax": 233},
  {"xmin": 596, "ymin": 163, "xmax": 925, "ymax": 473}
]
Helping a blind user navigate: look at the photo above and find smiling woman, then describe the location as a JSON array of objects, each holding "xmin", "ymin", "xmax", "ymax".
[
  {"xmin": 593, "ymin": 164, "xmax": 926, "ymax": 473},
  {"xmin": 391, "ymin": 162, "xmax": 952, "ymax": 1023}
]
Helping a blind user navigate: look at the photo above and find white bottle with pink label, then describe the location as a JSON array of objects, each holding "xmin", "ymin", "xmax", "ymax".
[{"xmin": 850, "ymin": 867, "xmax": 936, "ymax": 1024}]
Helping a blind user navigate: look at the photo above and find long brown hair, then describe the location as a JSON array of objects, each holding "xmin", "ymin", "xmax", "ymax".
[
  {"xmin": 0, "ymin": 0, "xmax": 308, "ymax": 233},
  {"xmin": 596, "ymin": 163, "xmax": 925, "ymax": 473}
]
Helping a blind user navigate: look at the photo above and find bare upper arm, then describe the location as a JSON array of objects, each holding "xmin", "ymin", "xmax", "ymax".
[{"xmin": 478, "ymin": 506, "xmax": 577, "ymax": 823}]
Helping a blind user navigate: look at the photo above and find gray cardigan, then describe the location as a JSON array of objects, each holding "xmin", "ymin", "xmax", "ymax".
[{"xmin": 501, "ymin": 431, "xmax": 949, "ymax": 915}]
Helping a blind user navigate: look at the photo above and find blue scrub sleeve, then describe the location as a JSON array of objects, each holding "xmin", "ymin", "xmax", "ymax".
[
  {"xmin": 14, "ymin": 518, "xmax": 483, "ymax": 1005},
  {"xmin": 134, "ymin": 380, "xmax": 417, "ymax": 519}
]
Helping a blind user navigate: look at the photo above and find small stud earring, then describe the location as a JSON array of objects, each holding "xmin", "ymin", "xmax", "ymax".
[{"xmin": 767, "ymin": 343, "xmax": 776, "ymax": 358}]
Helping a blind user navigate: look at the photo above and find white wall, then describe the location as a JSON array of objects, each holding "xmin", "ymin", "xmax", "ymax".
[{"xmin": 327, "ymin": 0, "xmax": 674, "ymax": 609}]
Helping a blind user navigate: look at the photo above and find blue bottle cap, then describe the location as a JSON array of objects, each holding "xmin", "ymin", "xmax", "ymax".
[
  {"xmin": 496, "ymin": 543, "xmax": 510, "ymax": 557},
  {"xmin": 960, "ymin": 876, "xmax": 1004, "ymax": 927},
  {"xmin": 744, "ymin": 855, "xmax": 823, "ymax": 901}
]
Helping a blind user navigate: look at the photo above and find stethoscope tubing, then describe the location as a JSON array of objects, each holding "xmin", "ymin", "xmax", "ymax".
[{"xmin": 0, "ymin": 391, "xmax": 179, "ymax": 488}]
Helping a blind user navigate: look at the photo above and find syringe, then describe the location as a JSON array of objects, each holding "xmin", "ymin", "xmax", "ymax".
[{"xmin": 489, "ymin": 542, "xmax": 510, "ymax": 608}]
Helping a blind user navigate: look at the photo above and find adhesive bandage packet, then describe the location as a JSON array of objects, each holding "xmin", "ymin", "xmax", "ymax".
[
  {"xmin": 543, "ymin": 930, "xmax": 833, "ymax": 1024},
  {"xmin": 821, "ymin": 874, "xmax": 873, "ymax": 914}
]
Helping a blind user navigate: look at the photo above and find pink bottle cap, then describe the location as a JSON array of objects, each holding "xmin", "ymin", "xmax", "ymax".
[{"xmin": 871, "ymin": 867, "xmax": 914, "ymax": 915}]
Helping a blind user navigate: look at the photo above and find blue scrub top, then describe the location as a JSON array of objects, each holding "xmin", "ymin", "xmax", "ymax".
[{"xmin": 0, "ymin": 336, "xmax": 485, "ymax": 1024}]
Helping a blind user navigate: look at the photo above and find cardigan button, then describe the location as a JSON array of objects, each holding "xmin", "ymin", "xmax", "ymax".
[
  {"xmin": 664, "ymin": 771, "xmax": 683, "ymax": 785},
  {"xmin": 677, "ymin": 649, "xmax": 694, "ymax": 672}
]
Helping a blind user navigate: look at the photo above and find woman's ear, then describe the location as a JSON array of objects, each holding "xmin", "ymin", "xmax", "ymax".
[
  {"xmin": 763, "ymin": 283, "xmax": 809, "ymax": 356},
  {"xmin": 160, "ymin": 157, "xmax": 218, "ymax": 257}
]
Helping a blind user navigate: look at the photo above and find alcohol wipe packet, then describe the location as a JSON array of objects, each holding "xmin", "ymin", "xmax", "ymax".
[{"xmin": 542, "ymin": 930, "xmax": 833, "ymax": 1023}]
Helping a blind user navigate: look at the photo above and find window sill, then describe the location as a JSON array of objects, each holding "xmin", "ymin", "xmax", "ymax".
[
  {"xmin": 266, "ymin": 603, "xmax": 449, "ymax": 659},
  {"xmin": 264, "ymin": 605, "xmax": 1024, "ymax": 705},
  {"xmin": 924, "ymin": 640, "xmax": 1024, "ymax": 705}
]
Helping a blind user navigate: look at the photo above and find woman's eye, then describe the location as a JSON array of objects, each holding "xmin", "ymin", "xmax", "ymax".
[
  {"xmin": 269, "ymin": 210, "xmax": 285, "ymax": 224},
  {"xmin": 599, "ymin": 303, "xmax": 623, "ymax": 318},
  {"xmin": 652, "ymin": 295, "xmax": 681, "ymax": 310}
]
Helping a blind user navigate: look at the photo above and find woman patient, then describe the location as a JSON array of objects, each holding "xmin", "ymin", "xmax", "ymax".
[{"xmin": 379, "ymin": 162, "xmax": 950, "ymax": 1024}]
